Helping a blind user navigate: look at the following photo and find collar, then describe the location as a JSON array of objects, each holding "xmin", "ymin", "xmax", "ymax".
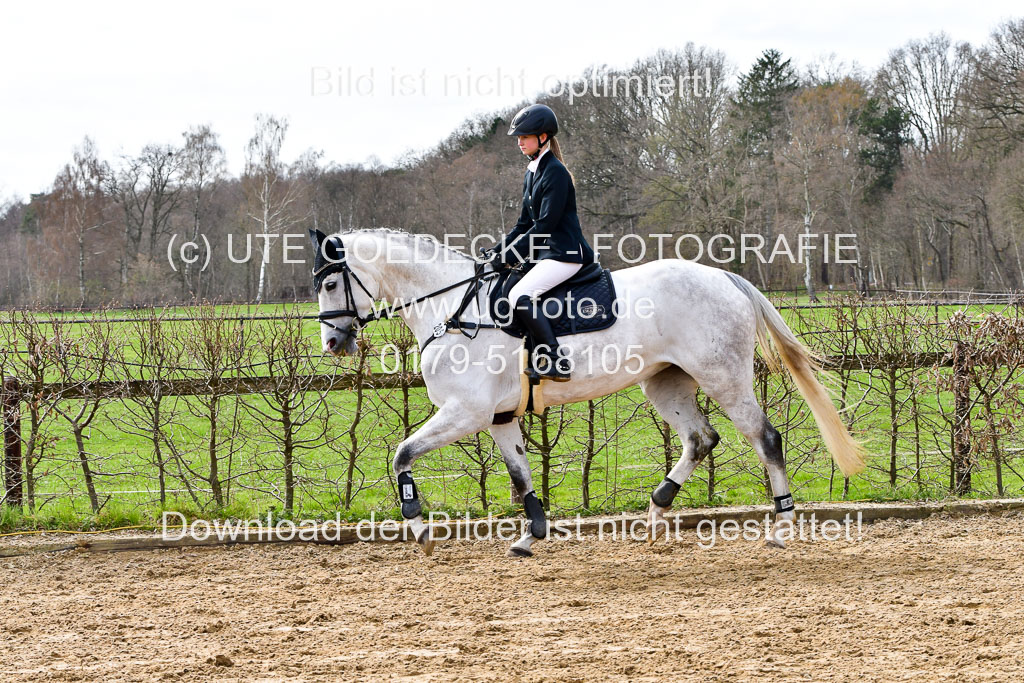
[{"xmin": 527, "ymin": 144, "xmax": 550, "ymax": 173}]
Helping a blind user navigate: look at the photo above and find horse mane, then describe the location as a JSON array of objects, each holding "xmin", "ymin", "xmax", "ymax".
[{"xmin": 338, "ymin": 226, "xmax": 480, "ymax": 263}]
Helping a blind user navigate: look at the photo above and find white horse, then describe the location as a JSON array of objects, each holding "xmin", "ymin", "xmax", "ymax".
[{"xmin": 310, "ymin": 228, "xmax": 864, "ymax": 557}]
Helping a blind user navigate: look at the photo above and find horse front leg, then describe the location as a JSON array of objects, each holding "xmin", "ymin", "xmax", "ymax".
[
  {"xmin": 490, "ymin": 420, "xmax": 547, "ymax": 558},
  {"xmin": 393, "ymin": 401, "xmax": 492, "ymax": 556}
]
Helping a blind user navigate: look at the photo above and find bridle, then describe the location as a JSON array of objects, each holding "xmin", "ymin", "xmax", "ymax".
[
  {"xmin": 313, "ymin": 236, "xmax": 502, "ymax": 347},
  {"xmin": 312, "ymin": 242, "xmax": 379, "ymax": 332}
]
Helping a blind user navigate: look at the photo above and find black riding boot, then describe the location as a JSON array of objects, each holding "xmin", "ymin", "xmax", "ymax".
[{"xmin": 513, "ymin": 294, "xmax": 571, "ymax": 382}]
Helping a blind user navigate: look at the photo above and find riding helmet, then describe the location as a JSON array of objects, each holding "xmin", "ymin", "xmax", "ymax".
[{"xmin": 507, "ymin": 103, "xmax": 558, "ymax": 139}]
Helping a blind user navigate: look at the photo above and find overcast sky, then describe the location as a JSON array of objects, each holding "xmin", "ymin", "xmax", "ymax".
[{"xmin": 1, "ymin": 0, "xmax": 1020, "ymax": 202}]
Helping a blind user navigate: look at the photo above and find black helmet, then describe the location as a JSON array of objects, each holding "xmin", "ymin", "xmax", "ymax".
[{"xmin": 507, "ymin": 104, "xmax": 558, "ymax": 139}]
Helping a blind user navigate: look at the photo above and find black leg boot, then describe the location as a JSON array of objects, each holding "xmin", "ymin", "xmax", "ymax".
[{"xmin": 513, "ymin": 294, "xmax": 571, "ymax": 382}]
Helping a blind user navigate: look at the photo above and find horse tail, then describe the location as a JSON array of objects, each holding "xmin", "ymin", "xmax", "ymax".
[{"xmin": 724, "ymin": 272, "xmax": 866, "ymax": 478}]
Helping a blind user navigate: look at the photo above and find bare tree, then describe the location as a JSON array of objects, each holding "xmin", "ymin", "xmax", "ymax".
[
  {"xmin": 239, "ymin": 307, "xmax": 333, "ymax": 513},
  {"xmin": 243, "ymin": 114, "xmax": 302, "ymax": 303},
  {"xmin": 180, "ymin": 125, "xmax": 226, "ymax": 299},
  {"xmin": 110, "ymin": 309, "xmax": 185, "ymax": 506},
  {"xmin": 968, "ymin": 19, "xmax": 1024, "ymax": 149},
  {"xmin": 49, "ymin": 316, "xmax": 118, "ymax": 513},
  {"xmin": 876, "ymin": 32, "xmax": 973, "ymax": 155},
  {"xmin": 50, "ymin": 138, "xmax": 109, "ymax": 305},
  {"xmin": 637, "ymin": 46, "xmax": 739, "ymax": 258},
  {"xmin": 105, "ymin": 144, "xmax": 183, "ymax": 292},
  {"xmin": 779, "ymin": 79, "xmax": 871, "ymax": 300}
]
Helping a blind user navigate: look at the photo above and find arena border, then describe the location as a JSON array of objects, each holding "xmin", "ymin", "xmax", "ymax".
[{"xmin": 1, "ymin": 498, "xmax": 1022, "ymax": 558}]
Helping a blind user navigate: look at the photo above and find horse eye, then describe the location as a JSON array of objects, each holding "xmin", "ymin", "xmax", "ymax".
[{"xmin": 325, "ymin": 281, "xmax": 337, "ymax": 292}]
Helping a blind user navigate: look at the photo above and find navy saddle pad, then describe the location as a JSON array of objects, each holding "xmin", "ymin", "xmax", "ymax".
[{"xmin": 488, "ymin": 262, "xmax": 617, "ymax": 338}]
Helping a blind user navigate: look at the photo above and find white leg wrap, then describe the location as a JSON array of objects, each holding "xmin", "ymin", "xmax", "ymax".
[{"xmin": 508, "ymin": 532, "xmax": 538, "ymax": 558}]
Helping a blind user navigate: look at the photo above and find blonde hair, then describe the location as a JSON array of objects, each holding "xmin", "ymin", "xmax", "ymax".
[{"xmin": 545, "ymin": 136, "xmax": 575, "ymax": 185}]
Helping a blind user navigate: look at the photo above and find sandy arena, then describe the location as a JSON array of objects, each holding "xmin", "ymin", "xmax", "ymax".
[{"xmin": 2, "ymin": 512, "xmax": 1023, "ymax": 682}]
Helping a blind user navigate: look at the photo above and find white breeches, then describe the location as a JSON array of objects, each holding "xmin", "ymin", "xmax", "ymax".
[{"xmin": 507, "ymin": 259, "xmax": 583, "ymax": 303}]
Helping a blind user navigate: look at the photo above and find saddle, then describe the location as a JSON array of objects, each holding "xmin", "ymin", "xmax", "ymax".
[{"xmin": 488, "ymin": 261, "xmax": 617, "ymax": 338}]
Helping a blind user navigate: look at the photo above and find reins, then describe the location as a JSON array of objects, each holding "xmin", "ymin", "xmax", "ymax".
[{"xmin": 314, "ymin": 251, "xmax": 503, "ymax": 350}]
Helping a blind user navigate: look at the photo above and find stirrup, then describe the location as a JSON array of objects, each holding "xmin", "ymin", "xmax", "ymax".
[{"xmin": 526, "ymin": 352, "xmax": 571, "ymax": 382}]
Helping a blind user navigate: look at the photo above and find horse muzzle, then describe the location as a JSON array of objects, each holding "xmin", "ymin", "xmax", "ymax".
[{"xmin": 324, "ymin": 329, "xmax": 359, "ymax": 356}]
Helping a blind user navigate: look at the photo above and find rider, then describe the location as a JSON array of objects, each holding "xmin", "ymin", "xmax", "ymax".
[{"xmin": 486, "ymin": 103, "xmax": 596, "ymax": 382}]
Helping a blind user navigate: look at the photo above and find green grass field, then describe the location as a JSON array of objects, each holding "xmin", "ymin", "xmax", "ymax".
[{"xmin": 1, "ymin": 295, "xmax": 1022, "ymax": 532}]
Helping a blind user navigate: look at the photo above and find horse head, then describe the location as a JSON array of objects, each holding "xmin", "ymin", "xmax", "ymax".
[{"xmin": 308, "ymin": 228, "xmax": 380, "ymax": 356}]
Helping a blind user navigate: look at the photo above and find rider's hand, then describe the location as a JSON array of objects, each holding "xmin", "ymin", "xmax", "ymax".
[{"xmin": 480, "ymin": 246, "xmax": 500, "ymax": 264}]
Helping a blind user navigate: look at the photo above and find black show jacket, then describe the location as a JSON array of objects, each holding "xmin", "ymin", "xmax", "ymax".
[{"xmin": 498, "ymin": 151, "xmax": 596, "ymax": 265}]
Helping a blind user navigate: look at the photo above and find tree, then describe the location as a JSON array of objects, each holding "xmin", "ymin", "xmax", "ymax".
[
  {"xmin": 734, "ymin": 49, "xmax": 800, "ymax": 158},
  {"xmin": 50, "ymin": 137, "xmax": 109, "ymax": 305},
  {"xmin": 243, "ymin": 114, "xmax": 302, "ymax": 303},
  {"xmin": 969, "ymin": 19, "xmax": 1024, "ymax": 150},
  {"xmin": 876, "ymin": 32, "xmax": 972, "ymax": 156},
  {"xmin": 637, "ymin": 45, "xmax": 739, "ymax": 262},
  {"xmin": 560, "ymin": 62, "xmax": 652, "ymax": 254},
  {"xmin": 779, "ymin": 79, "xmax": 869, "ymax": 301},
  {"xmin": 858, "ymin": 97, "xmax": 911, "ymax": 199},
  {"xmin": 105, "ymin": 144, "xmax": 183, "ymax": 293},
  {"xmin": 732, "ymin": 49, "xmax": 799, "ymax": 286},
  {"xmin": 877, "ymin": 33, "xmax": 977, "ymax": 288},
  {"xmin": 180, "ymin": 125, "xmax": 226, "ymax": 299}
]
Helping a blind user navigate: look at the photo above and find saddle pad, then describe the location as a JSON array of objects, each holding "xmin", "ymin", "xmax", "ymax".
[{"xmin": 488, "ymin": 266, "xmax": 618, "ymax": 338}]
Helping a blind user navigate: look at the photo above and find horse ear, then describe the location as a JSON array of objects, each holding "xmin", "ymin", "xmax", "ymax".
[
  {"xmin": 308, "ymin": 228, "xmax": 327, "ymax": 255},
  {"xmin": 324, "ymin": 236, "xmax": 344, "ymax": 263}
]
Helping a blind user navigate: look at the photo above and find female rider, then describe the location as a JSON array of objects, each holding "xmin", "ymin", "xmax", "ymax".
[{"xmin": 486, "ymin": 103, "xmax": 596, "ymax": 382}]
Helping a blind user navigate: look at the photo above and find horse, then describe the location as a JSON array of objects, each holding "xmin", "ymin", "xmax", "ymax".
[{"xmin": 308, "ymin": 227, "xmax": 864, "ymax": 557}]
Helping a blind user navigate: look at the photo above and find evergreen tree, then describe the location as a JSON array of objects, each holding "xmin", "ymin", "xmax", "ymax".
[
  {"xmin": 857, "ymin": 97, "xmax": 910, "ymax": 199},
  {"xmin": 733, "ymin": 48, "xmax": 800, "ymax": 158},
  {"xmin": 731, "ymin": 49, "xmax": 799, "ymax": 288}
]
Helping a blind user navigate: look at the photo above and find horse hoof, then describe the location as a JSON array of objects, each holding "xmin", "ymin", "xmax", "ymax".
[
  {"xmin": 507, "ymin": 546, "xmax": 533, "ymax": 558},
  {"xmin": 765, "ymin": 538, "xmax": 785, "ymax": 550},
  {"xmin": 646, "ymin": 504, "xmax": 669, "ymax": 545},
  {"xmin": 647, "ymin": 520, "xmax": 668, "ymax": 545},
  {"xmin": 415, "ymin": 531, "xmax": 436, "ymax": 557}
]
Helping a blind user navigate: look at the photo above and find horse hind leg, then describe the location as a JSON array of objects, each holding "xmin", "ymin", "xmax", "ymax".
[
  {"xmin": 640, "ymin": 366, "xmax": 720, "ymax": 544},
  {"xmin": 713, "ymin": 391, "xmax": 796, "ymax": 548}
]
